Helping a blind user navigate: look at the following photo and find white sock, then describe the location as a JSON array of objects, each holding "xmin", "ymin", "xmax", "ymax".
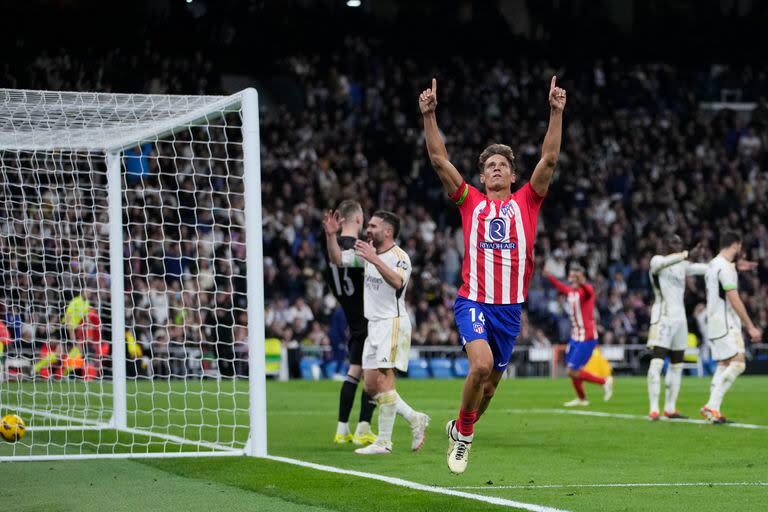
[
  {"xmin": 664, "ymin": 363, "xmax": 684, "ymax": 413},
  {"xmin": 336, "ymin": 421, "xmax": 349, "ymax": 436},
  {"xmin": 706, "ymin": 365, "xmax": 727, "ymax": 410},
  {"xmin": 354, "ymin": 421, "xmax": 371, "ymax": 435},
  {"xmin": 394, "ymin": 392, "xmax": 418, "ymax": 424},
  {"xmin": 647, "ymin": 358, "xmax": 663, "ymax": 414},
  {"xmin": 374, "ymin": 390, "xmax": 397, "ymax": 446},
  {"xmin": 708, "ymin": 362, "xmax": 745, "ymax": 412}
]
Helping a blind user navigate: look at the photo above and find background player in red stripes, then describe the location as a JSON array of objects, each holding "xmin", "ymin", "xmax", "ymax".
[
  {"xmin": 544, "ymin": 264, "xmax": 614, "ymax": 406},
  {"xmin": 419, "ymin": 76, "xmax": 566, "ymax": 474}
]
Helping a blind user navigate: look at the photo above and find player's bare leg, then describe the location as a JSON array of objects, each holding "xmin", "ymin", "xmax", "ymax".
[
  {"xmin": 447, "ymin": 368, "xmax": 502, "ymax": 453},
  {"xmin": 476, "ymin": 370, "xmax": 504, "ymax": 420},
  {"xmin": 447, "ymin": 339, "xmax": 492, "ymax": 474}
]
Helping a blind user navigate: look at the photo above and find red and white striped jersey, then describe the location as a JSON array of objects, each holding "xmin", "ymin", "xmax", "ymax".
[
  {"xmin": 546, "ymin": 275, "xmax": 597, "ymax": 341},
  {"xmin": 450, "ymin": 181, "xmax": 545, "ymax": 304}
]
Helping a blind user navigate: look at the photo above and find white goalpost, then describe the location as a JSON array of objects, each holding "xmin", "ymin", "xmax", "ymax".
[{"xmin": 0, "ymin": 88, "xmax": 266, "ymax": 460}]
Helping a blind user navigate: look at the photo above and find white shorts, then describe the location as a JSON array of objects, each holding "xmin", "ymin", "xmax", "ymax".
[
  {"xmin": 710, "ymin": 329, "xmax": 745, "ymax": 361},
  {"xmin": 647, "ymin": 318, "xmax": 688, "ymax": 351},
  {"xmin": 362, "ymin": 316, "xmax": 411, "ymax": 372}
]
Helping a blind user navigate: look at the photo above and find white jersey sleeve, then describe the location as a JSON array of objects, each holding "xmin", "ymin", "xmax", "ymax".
[
  {"xmin": 718, "ymin": 263, "xmax": 738, "ymax": 291},
  {"xmin": 340, "ymin": 249, "xmax": 363, "ymax": 268},
  {"xmin": 362, "ymin": 245, "xmax": 411, "ymax": 321},
  {"xmin": 686, "ymin": 263, "xmax": 708, "ymax": 276},
  {"xmin": 393, "ymin": 247, "xmax": 412, "ymax": 290},
  {"xmin": 649, "ymin": 252, "xmax": 688, "ymax": 275}
]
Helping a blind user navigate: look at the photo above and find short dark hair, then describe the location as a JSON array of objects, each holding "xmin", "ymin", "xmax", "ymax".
[
  {"xmin": 478, "ymin": 143, "xmax": 517, "ymax": 173},
  {"xmin": 719, "ymin": 230, "xmax": 742, "ymax": 249},
  {"xmin": 337, "ymin": 199, "xmax": 362, "ymax": 221},
  {"xmin": 372, "ymin": 210, "xmax": 401, "ymax": 239},
  {"xmin": 569, "ymin": 263, "xmax": 586, "ymax": 275}
]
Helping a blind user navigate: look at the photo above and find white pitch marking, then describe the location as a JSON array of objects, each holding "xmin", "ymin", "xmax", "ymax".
[
  {"xmin": 447, "ymin": 482, "xmax": 768, "ymax": 490},
  {"xmin": 268, "ymin": 408, "xmax": 768, "ymax": 430},
  {"xmin": 498, "ymin": 408, "xmax": 768, "ymax": 430},
  {"xmin": 10, "ymin": 405, "xmax": 239, "ymax": 453},
  {"xmin": 265, "ymin": 454, "xmax": 571, "ymax": 512}
]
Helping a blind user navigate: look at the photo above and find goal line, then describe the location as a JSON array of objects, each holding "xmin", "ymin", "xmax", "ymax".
[{"xmin": 2, "ymin": 405, "xmax": 241, "ymax": 461}]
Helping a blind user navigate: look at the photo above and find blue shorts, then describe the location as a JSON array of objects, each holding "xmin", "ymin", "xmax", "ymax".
[
  {"xmin": 454, "ymin": 297, "xmax": 522, "ymax": 372},
  {"xmin": 566, "ymin": 339, "xmax": 597, "ymax": 370}
]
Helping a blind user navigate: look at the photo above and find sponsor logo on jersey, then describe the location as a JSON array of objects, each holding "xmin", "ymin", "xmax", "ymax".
[
  {"xmin": 478, "ymin": 241, "xmax": 517, "ymax": 250},
  {"xmin": 365, "ymin": 275, "xmax": 385, "ymax": 290},
  {"xmin": 478, "ymin": 218, "xmax": 516, "ymax": 249},
  {"xmin": 489, "ymin": 218, "xmax": 506, "ymax": 241},
  {"xmin": 396, "ymin": 260, "xmax": 409, "ymax": 270},
  {"xmin": 473, "ymin": 322, "xmax": 485, "ymax": 334}
]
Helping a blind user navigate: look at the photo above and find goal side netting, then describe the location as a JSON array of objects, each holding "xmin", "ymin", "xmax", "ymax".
[{"xmin": 0, "ymin": 88, "xmax": 266, "ymax": 460}]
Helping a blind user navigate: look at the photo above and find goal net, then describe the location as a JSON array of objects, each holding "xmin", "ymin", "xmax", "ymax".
[{"xmin": 0, "ymin": 88, "xmax": 266, "ymax": 460}]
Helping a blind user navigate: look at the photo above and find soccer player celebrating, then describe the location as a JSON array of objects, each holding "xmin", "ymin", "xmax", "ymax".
[
  {"xmin": 544, "ymin": 264, "xmax": 613, "ymax": 406},
  {"xmin": 324, "ymin": 209, "xmax": 429, "ymax": 455},
  {"xmin": 320, "ymin": 200, "xmax": 377, "ymax": 446},
  {"xmin": 701, "ymin": 231, "xmax": 762, "ymax": 424},
  {"xmin": 419, "ymin": 76, "xmax": 565, "ymax": 474},
  {"xmin": 646, "ymin": 234, "xmax": 707, "ymax": 420}
]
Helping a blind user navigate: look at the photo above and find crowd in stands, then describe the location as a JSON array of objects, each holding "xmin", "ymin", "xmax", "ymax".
[
  {"xmin": 1, "ymin": 11, "xmax": 767, "ymax": 379},
  {"xmin": 259, "ymin": 38, "xmax": 768, "ymax": 355}
]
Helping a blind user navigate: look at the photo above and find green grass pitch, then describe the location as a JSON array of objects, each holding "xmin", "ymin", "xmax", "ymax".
[{"xmin": 2, "ymin": 376, "xmax": 767, "ymax": 511}]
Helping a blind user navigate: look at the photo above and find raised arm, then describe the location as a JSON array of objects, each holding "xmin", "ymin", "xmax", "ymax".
[
  {"xmin": 322, "ymin": 210, "xmax": 343, "ymax": 265},
  {"xmin": 530, "ymin": 76, "xmax": 567, "ymax": 196},
  {"xmin": 579, "ymin": 282, "xmax": 595, "ymax": 301},
  {"xmin": 419, "ymin": 78, "xmax": 464, "ymax": 197},
  {"xmin": 650, "ymin": 252, "xmax": 688, "ymax": 275},
  {"xmin": 544, "ymin": 272, "xmax": 572, "ymax": 296},
  {"xmin": 686, "ymin": 263, "xmax": 708, "ymax": 276}
]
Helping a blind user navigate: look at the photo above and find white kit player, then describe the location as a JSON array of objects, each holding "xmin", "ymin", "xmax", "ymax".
[
  {"xmin": 646, "ymin": 234, "xmax": 706, "ymax": 420},
  {"xmin": 324, "ymin": 209, "xmax": 429, "ymax": 454},
  {"xmin": 700, "ymin": 231, "xmax": 762, "ymax": 424}
]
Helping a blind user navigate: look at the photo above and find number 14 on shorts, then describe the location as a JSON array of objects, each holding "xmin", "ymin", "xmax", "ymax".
[{"xmin": 469, "ymin": 307, "xmax": 486, "ymax": 324}]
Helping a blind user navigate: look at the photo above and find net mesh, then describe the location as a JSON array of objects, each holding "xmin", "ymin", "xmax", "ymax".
[{"xmin": 0, "ymin": 89, "xmax": 252, "ymax": 458}]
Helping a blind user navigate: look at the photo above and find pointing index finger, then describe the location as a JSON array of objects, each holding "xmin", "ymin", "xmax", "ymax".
[
  {"xmin": 550, "ymin": 75, "xmax": 557, "ymax": 91},
  {"xmin": 431, "ymin": 78, "xmax": 437, "ymax": 95}
]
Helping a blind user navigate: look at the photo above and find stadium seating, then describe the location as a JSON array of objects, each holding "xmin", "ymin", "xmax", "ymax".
[
  {"xmin": 407, "ymin": 358, "xmax": 430, "ymax": 379},
  {"xmin": 453, "ymin": 358, "xmax": 469, "ymax": 378},
  {"xmin": 300, "ymin": 357, "xmax": 323, "ymax": 380},
  {"xmin": 429, "ymin": 358, "xmax": 453, "ymax": 379}
]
